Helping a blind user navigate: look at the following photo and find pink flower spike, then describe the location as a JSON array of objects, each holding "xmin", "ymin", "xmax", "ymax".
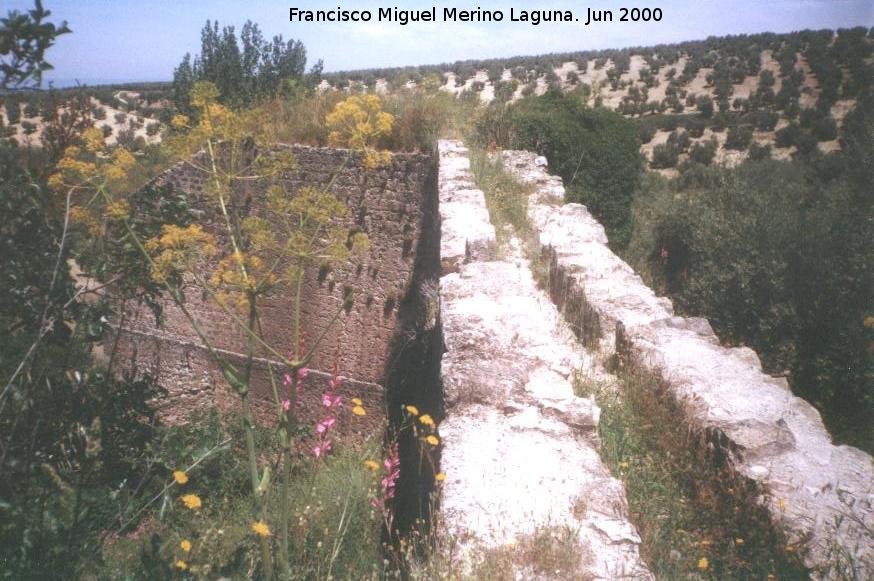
[
  {"xmin": 282, "ymin": 399, "xmax": 291, "ymax": 412},
  {"xmin": 313, "ymin": 440, "xmax": 332, "ymax": 458},
  {"xmin": 282, "ymin": 373, "xmax": 292, "ymax": 387},
  {"xmin": 316, "ymin": 417, "xmax": 336, "ymax": 434},
  {"xmin": 297, "ymin": 367, "xmax": 310, "ymax": 381}
]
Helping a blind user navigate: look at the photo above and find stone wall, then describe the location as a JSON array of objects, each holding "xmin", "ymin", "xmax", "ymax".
[
  {"xmin": 501, "ymin": 149, "xmax": 874, "ymax": 577},
  {"xmin": 436, "ymin": 141, "xmax": 651, "ymax": 578},
  {"xmin": 112, "ymin": 144, "xmax": 437, "ymax": 430}
]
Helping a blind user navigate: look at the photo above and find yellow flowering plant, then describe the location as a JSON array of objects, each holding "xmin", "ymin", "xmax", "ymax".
[{"xmin": 326, "ymin": 94, "xmax": 395, "ymax": 169}]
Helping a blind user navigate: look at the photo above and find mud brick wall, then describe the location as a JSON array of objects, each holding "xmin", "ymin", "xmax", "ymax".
[{"xmin": 112, "ymin": 144, "xmax": 437, "ymax": 427}]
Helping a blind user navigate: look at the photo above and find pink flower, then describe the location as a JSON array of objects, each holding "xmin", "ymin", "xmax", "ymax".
[
  {"xmin": 297, "ymin": 367, "xmax": 309, "ymax": 382},
  {"xmin": 282, "ymin": 399, "xmax": 291, "ymax": 412},
  {"xmin": 322, "ymin": 393, "xmax": 342, "ymax": 408},
  {"xmin": 659, "ymin": 247, "xmax": 669, "ymax": 260},
  {"xmin": 329, "ymin": 376, "xmax": 342, "ymax": 390},
  {"xmin": 316, "ymin": 416, "xmax": 336, "ymax": 433},
  {"xmin": 313, "ymin": 440, "xmax": 332, "ymax": 458},
  {"xmin": 282, "ymin": 373, "xmax": 292, "ymax": 387}
]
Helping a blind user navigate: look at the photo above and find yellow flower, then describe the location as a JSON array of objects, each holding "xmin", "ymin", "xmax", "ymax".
[
  {"xmin": 618, "ymin": 461, "xmax": 629, "ymax": 469},
  {"xmin": 351, "ymin": 397, "xmax": 363, "ymax": 406},
  {"xmin": 105, "ymin": 199, "xmax": 130, "ymax": 221},
  {"xmin": 82, "ymin": 126, "xmax": 105, "ymax": 153},
  {"xmin": 171, "ymin": 114, "xmax": 190, "ymax": 129},
  {"xmin": 767, "ymin": 575, "xmax": 776, "ymax": 580},
  {"xmin": 735, "ymin": 538, "xmax": 744, "ymax": 546},
  {"xmin": 425, "ymin": 435, "xmax": 439, "ymax": 446},
  {"xmin": 175, "ymin": 560, "xmax": 188, "ymax": 571},
  {"xmin": 180, "ymin": 494, "xmax": 202, "ymax": 510},
  {"xmin": 251, "ymin": 521, "xmax": 271, "ymax": 537},
  {"xmin": 173, "ymin": 470, "xmax": 189, "ymax": 485},
  {"xmin": 419, "ymin": 414, "xmax": 434, "ymax": 427},
  {"xmin": 405, "ymin": 405, "xmax": 419, "ymax": 416},
  {"xmin": 180, "ymin": 539, "xmax": 192, "ymax": 553},
  {"xmin": 352, "ymin": 405, "xmax": 366, "ymax": 416},
  {"xmin": 697, "ymin": 557, "xmax": 709, "ymax": 570},
  {"xmin": 364, "ymin": 460, "xmax": 380, "ymax": 471},
  {"xmin": 777, "ymin": 498, "xmax": 786, "ymax": 510},
  {"xmin": 435, "ymin": 472, "xmax": 447, "ymax": 482},
  {"xmin": 864, "ymin": 315, "xmax": 874, "ymax": 329}
]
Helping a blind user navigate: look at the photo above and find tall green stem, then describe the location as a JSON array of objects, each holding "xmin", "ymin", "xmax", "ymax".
[
  {"xmin": 242, "ymin": 296, "xmax": 273, "ymax": 580},
  {"xmin": 277, "ymin": 369, "xmax": 297, "ymax": 579}
]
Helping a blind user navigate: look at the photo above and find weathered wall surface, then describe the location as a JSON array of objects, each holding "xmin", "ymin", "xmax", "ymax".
[
  {"xmin": 502, "ymin": 149, "xmax": 874, "ymax": 577},
  {"xmin": 437, "ymin": 140, "xmax": 651, "ymax": 579},
  {"xmin": 113, "ymin": 144, "xmax": 437, "ymax": 429}
]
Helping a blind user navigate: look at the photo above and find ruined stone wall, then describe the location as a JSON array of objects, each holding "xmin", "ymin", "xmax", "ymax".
[
  {"xmin": 501, "ymin": 149, "xmax": 874, "ymax": 577},
  {"xmin": 113, "ymin": 144, "xmax": 437, "ymax": 428}
]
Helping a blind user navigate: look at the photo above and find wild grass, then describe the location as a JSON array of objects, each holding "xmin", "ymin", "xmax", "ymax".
[
  {"xmin": 576, "ymin": 363, "xmax": 810, "ymax": 580},
  {"xmin": 468, "ymin": 147, "xmax": 533, "ymax": 250},
  {"xmin": 101, "ymin": 409, "xmax": 387, "ymax": 579}
]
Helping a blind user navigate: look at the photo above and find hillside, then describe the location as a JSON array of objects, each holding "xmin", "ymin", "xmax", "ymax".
[{"xmin": 319, "ymin": 27, "xmax": 872, "ymax": 172}]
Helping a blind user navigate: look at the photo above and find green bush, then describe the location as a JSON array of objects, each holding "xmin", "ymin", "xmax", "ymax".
[
  {"xmin": 628, "ymin": 153, "xmax": 873, "ymax": 451},
  {"xmin": 650, "ymin": 143, "xmax": 679, "ymax": 169},
  {"xmin": 748, "ymin": 141, "xmax": 772, "ymax": 160},
  {"xmin": 775, "ymin": 122, "xmax": 801, "ymax": 147},
  {"xmin": 725, "ymin": 125, "xmax": 753, "ymax": 150},
  {"xmin": 480, "ymin": 90, "xmax": 642, "ymax": 247},
  {"xmin": 688, "ymin": 138, "xmax": 717, "ymax": 165}
]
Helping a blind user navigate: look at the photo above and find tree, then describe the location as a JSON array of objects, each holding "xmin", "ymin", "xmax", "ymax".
[
  {"xmin": 0, "ymin": 0, "xmax": 70, "ymax": 89},
  {"xmin": 696, "ymin": 94, "xmax": 714, "ymax": 118},
  {"xmin": 173, "ymin": 20, "xmax": 309, "ymax": 109},
  {"xmin": 688, "ymin": 138, "xmax": 717, "ymax": 165}
]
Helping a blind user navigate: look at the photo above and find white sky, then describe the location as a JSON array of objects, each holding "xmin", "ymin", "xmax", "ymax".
[{"xmin": 4, "ymin": 0, "xmax": 873, "ymax": 83}]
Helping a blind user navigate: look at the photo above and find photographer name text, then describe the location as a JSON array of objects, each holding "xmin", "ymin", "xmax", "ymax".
[{"xmin": 289, "ymin": 6, "xmax": 663, "ymax": 26}]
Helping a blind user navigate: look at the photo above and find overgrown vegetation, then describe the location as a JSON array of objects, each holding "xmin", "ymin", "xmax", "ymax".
[
  {"xmin": 576, "ymin": 365, "xmax": 809, "ymax": 579},
  {"xmin": 468, "ymin": 147, "xmax": 533, "ymax": 248},
  {"xmin": 474, "ymin": 89, "xmax": 642, "ymax": 248},
  {"xmin": 626, "ymin": 97, "xmax": 873, "ymax": 451}
]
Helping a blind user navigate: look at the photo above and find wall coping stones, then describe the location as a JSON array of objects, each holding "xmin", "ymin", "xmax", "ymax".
[
  {"xmin": 437, "ymin": 140, "xmax": 496, "ymax": 273},
  {"xmin": 501, "ymin": 149, "xmax": 874, "ymax": 578},
  {"xmin": 437, "ymin": 140, "xmax": 651, "ymax": 579}
]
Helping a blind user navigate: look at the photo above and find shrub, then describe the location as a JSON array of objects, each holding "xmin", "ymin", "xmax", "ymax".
[
  {"xmin": 666, "ymin": 129, "xmax": 691, "ymax": 152},
  {"xmin": 812, "ymin": 116, "xmax": 838, "ymax": 141},
  {"xmin": 696, "ymin": 94, "xmax": 714, "ymax": 118},
  {"xmin": 688, "ymin": 138, "xmax": 717, "ymax": 165},
  {"xmin": 754, "ymin": 110, "xmax": 779, "ymax": 131},
  {"xmin": 23, "ymin": 100, "xmax": 39, "ymax": 118},
  {"xmin": 5, "ymin": 96, "xmax": 21, "ymax": 124},
  {"xmin": 628, "ymin": 155, "xmax": 873, "ymax": 452},
  {"xmin": 748, "ymin": 141, "xmax": 772, "ymax": 160},
  {"xmin": 651, "ymin": 143, "xmax": 679, "ymax": 168},
  {"xmin": 775, "ymin": 122, "xmax": 801, "ymax": 147},
  {"xmin": 145, "ymin": 121, "xmax": 161, "ymax": 136},
  {"xmin": 484, "ymin": 90, "xmax": 642, "ymax": 247},
  {"xmin": 725, "ymin": 125, "xmax": 753, "ymax": 150},
  {"xmin": 638, "ymin": 124, "xmax": 657, "ymax": 144}
]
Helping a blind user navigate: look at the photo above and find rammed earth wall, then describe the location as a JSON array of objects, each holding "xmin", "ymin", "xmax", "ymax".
[
  {"xmin": 501, "ymin": 150, "xmax": 874, "ymax": 577},
  {"xmin": 112, "ymin": 144, "xmax": 437, "ymax": 433}
]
